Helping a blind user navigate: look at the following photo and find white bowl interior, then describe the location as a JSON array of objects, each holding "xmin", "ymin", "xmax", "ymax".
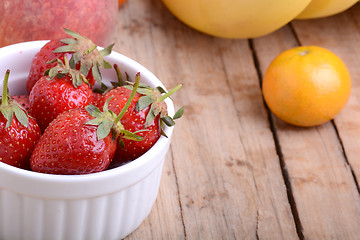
[{"xmin": 0, "ymin": 41, "xmax": 175, "ymax": 199}]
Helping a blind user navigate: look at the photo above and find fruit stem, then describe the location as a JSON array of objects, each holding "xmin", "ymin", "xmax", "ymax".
[
  {"xmin": 1, "ymin": 69, "xmax": 10, "ymax": 106},
  {"xmin": 113, "ymin": 72, "xmax": 141, "ymax": 125},
  {"xmin": 157, "ymin": 84, "xmax": 182, "ymax": 103},
  {"xmin": 86, "ymin": 45, "xmax": 97, "ymax": 55},
  {"xmin": 300, "ymin": 49, "xmax": 310, "ymax": 56},
  {"xmin": 114, "ymin": 64, "xmax": 123, "ymax": 86},
  {"xmin": 64, "ymin": 55, "xmax": 70, "ymax": 69}
]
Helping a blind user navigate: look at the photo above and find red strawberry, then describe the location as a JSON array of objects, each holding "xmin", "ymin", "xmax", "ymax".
[
  {"xmin": 92, "ymin": 91, "xmax": 104, "ymax": 108},
  {"xmin": 100, "ymin": 74, "xmax": 183, "ymax": 167},
  {"xmin": 11, "ymin": 95, "xmax": 30, "ymax": 113},
  {"xmin": 0, "ymin": 70, "xmax": 41, "ymax": 170},
  {"xmin": 101, "ymin": 85, "xmax": 157, "ymax": 167},
  {"xmin": 27, "ymin": 28, "xmax": 114, "ymax": 93},
  {"xmin": 30, "ymin": 108, "xmax": 116, "ymax": 174},
  {"xmin": 27, "ymin": 39, "xmax": 69, "ymax": 93},
  {"xmin": 29, "ymin": 58, "xmax": 94, "ymax": 132},
  {"xmin": 30, "ymin": 75, "xmax": 142, "ymax": 175}
]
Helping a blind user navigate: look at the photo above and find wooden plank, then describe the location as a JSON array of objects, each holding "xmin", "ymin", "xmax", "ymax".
[
  {"xmin": 293, "ymin": 3, "xmax": 360, "ymax": 188},
  {"xmin": 212, "ymin": 38, "xmax": 299, "ymax": 239},
  {"xmin": 114, "ymin": 0, "xmax": 299, "ymax": 239},
  {"xmin": 165, "ymin": 36, "xmax": 296, "ymax": 239},
  {"xmin": 253, "ymin": 6, "xmax": 360, "ymax": 239},
  {"xmin": 333, "ymin": 4, "xmax": 360, "ymax": 182}
]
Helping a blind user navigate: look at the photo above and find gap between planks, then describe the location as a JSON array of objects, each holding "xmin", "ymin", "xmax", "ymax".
[
  {"xmin": 247, "ymin": 36, "xmax": 305, "ymax": 240},
  {"xmin": 288, "ymin": 21, "xmax": 360, "ymax": 197},
  {"xmin": 331, "ymin": 120, "xmax": 360, "ymax": 194},
  {"xmin": 249, "ymin": 20, "xmax": 360, "ymax": 239},
  {"xmin": 169, "ymin": 146, "xmax": 188, "ymax": 238}
]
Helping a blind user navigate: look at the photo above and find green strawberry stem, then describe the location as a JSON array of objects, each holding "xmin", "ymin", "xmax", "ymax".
[
  {"xmin": 0, "ymin": 70, "xmax": 29, "ymax": 128},
  {"xmin": 113, "ymin": 72, "xmax": 141, "ymax": 126},
  {"xmin": 1, "ymin": 69, "xmax": 10, "ymax": 107},
  {"xmin": 64, "ymin": 55, "xmax": 70, "ymax": 68},
  {"xmin": 157, "ymin": 84, "xmax": 182, "ymax": 103},
  {"xmin": 85, "ymin": 45, "xmax": 97, "ymax": 55},
  {"xmin": 114, "ymin": 64, "xmax": 124, "ymax": 87}
]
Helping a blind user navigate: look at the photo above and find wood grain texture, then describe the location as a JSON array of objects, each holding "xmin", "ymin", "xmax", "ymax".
[
  {"xmin": 111, "ymin": 0, "xmax": 360, "ymax": 239},
  {"xmin": 253, "ymin": 9, "xmax": 360, "ymax": 240},
  {"xmin": 293, "ymin": 3, "xmax": 360, "ymax": 188}
]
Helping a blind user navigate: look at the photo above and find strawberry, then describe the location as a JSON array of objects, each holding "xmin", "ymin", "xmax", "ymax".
[
  {"xmin": 11, "ymin": 95, "xmax": 30, "ymax": 113},
  {"xmin": 101, "ymin": 85, "xmax": 153, "ymax": 167},
  {"xmin": 0, "ymin": 70, "xmax": 41, "ymax": 170},
  {"xmin": 29, "ymin": 58, "xmax": 94, "ymax": 132},
  {"xmin": 101, "ymin": 75, "xmax": 183, "ymax": 167},
  {"xmin": 30, "ymin": 75, "xmax": 142, "ymax": 175},
  {"xmin": 27, "ymin": 39, "xmax": 68, "ymax": 93},
  {"xmin": 30, "ymin": 108, "xmax": 116, "ymax": 174},
  {"xmin": 92, "ymin": 91, "xmax": 104, "ymax": 108},
  {"xmin": 27, "ymin": 28, "xmax": 114, "ymax": 93}
]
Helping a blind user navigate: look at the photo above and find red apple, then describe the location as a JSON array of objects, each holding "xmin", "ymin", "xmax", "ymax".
[{"xmin": 0, "ymin": 0, "xmax": 118, "ymax": 47}]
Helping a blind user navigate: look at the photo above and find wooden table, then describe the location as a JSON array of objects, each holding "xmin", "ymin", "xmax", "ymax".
[{"xmin": 113, "ymin": 1, "xmax": 360, "ymax": 239}]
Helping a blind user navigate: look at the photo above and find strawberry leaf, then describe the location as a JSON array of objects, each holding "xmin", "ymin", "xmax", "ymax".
[
  {"xmin": 161, "ymin": 116, "xmax": 175, "ymax": 127},
  {"xmin": 101, "ymin": 60, "xmax": 113, "ymax": 69},
  {"xmin": 161, "ymin": 128, "xmax": 168, "ymax": 138},
  {"xmin": 156, "ymin": 86, "xmax": 167, "ymax": 94},
  {"xmin": 92, "ymin": 83, "xmax": 109, "ymax": 94},
  {"xmin": 160, "ymin": 106, "xmax": 184, "ymax": 129},
  {"xmin": 68, "ymin": 50, "xmax": 81, "ymax": 67},
  {"xmin": 53, "ymin": 45, "xmax": 75, "ymax": 53},
  {"xmin": 125, "ymin": 82, "xmax": 183, "ymax": 130},
  {"xmin": 124, "ymin": 82, "xmax": 153, "ymax": 95},
  {"xmin": 13, "ymin": 105, "xmax": 29, "ymax": 127},
  {"xmin": 173, "ymin": 106, "xmax": 184, "ymax": 120},
  {"xmin": 85, "ymin": 117, "xmax": 105, "ymax": 126},
  {"xmin": 136, "ymin": 95, "xmax": 154, "ymax": 111},
  {"xmin": 102, "ymin": 97, "xmax": 113, "ymax": 112},
  {"xmin": 85, "ymin": 104, "xmax": 103, "ymax": 118},
  {"xmin": 100, "ymin": 43, "xmax": 115, "ymax": 57},
  {"xmin": 145, "ymin": 105, "xmax": 157, "ymax": 128},
  {"xmin": 63, "ymin": 28, "xmax": 83, "ymax": 39},
  {"xmin": 80, "ymin": 61, "xmax": 92, "ymax": 78},
  {"xmin": 120, "ymin": 129, "xmax": 145, "ymax": 141},
  {"xmin": 1, "ymin": 108, "xmax": 13, "ymax": 128},
  {"xmin": 97, "ymin": 119, "xmax": 113, "ymax": 140},
  {"xmin": 54, "ymin": 28, "xmax": 115, "ymax": 85},
  {"xmin": 46, "ymin": 57, "xmax": 90, "ymax": 88},
  {"xmin": 92, "ymin": 64, "xmax": 102, "ymax": 84},
  {"xmin": 59, "ymin": 38, "xmax": 77, "ymax": 45}
]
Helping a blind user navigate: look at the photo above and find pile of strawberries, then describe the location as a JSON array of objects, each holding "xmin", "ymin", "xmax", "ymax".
[{"xmin": 0, "ymin": 28, "xmax": 183, "ymax": 175}]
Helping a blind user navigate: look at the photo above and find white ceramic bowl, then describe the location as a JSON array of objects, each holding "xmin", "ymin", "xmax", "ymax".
[{"xmin": 0, "ymin": 41, "xmax": 174, "ymax": 240}]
